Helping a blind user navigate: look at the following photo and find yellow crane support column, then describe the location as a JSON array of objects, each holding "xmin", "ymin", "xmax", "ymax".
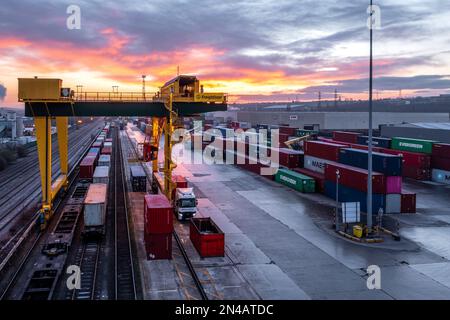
[
  {"xmin": 55, "ymin": 116, "xmax": 69, "ymax": 189},
  {"xmin": 163, "ymin": 93, "xmax": 176, "ymax": 201},
  {"xmin": 34, "ymin": 116, "xmax": 52, "ymax": 228},
  {"xmin": 151, "ymin": 117, "xmax": 159, "ymax": 173}
]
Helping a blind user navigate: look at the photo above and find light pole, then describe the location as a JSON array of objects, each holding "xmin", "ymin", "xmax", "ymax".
[
  {"xmin": 367, "ymin": 0, "xmax": 374, "ymax": 233},
  {"xmin": 335, "ymin": 169, "xmax": 340, "ymax": 231}
]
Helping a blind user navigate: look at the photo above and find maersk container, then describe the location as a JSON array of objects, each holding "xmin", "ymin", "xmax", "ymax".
[
  {"xmin": 431, "ymin": 156, "xmax": 450, "ymax": 171},
  {"xmin": 324, "ymin": 181, "xmax": 385, "ymax": 214},
  {"xmin": 432, "ymin": 168, "xmax": 450, "ymax": 184},
  {"xmin": 332, "ymin": 131, "xmax": 361, "ymax": 144},
  {"xmin": 432, "ymin": 143, "xmax": 450, "ymax": 159},
  {"xmin": 356, "ymin": 136, "xmax": 392, "ymax": 149},
  {"xmin": 304, "ymin": 140, "xmax": 346, "ymax": 161},
  {"xmin": 385, "ymin": 194, "xmax": 401, "ymax": 214},
  {"xmin": 98, "ymin": 154, "xmax": 111, "ymax": 167},
  {"xmin": 391, "ymin": 137, "xmax": 436, "ymax": 154},
  {"xmin": 324, "ymin": 162, "xmax": 386, "ymax": 194},
  {"xmin": 338, "ymin": 148, "xmax": 402, "ymax": 176},
  {"xmin": 304, "ymin": 155, "xmax": 332, "ymax": 174},
  {"xmin": 93, "ymin": 166, "xmax": 110, "ymax": 185},
  {"xmin": 83, "ymin": 183, "xmax": 108, "ymax": 233},
  {"xmin": 275, "ymin": 168, "xmax": 315, "ymax": 193}
]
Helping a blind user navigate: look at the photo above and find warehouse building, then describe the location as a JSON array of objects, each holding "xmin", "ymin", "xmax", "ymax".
[{"xmin": 380, "ymin": 122, "xmax": 450, "ymax": 143}]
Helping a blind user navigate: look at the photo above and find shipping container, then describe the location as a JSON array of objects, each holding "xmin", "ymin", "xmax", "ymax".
[
  {"xmin": 401, "ymin": 192, "xmax": 416, "ymax": 213},
  {"xmin": 385, "ymin": 194, "xmax": 401, "ymax": 214},
  {"xmin": 293, "ymin": 168, "xmax": 325, "ymax": 193},
  {"xmin": 83, "ymin": 183, "xmax": 108, "ymax": 235},
  {"xmin": 79, "ymin": 156, "xmax": 96, "ymax": 179},
  {"xmin": 402, "ymin": 166, "xmax": 431, "ymax": 180},
  {"xmin": 93, "ymin": 141, "xmax": 103, "ymax": 148},
  {"xmin": 275, "ymin": 148, "xmax": 304, "ymax": 169},
  {"xmin": 304, "ymin": 155, "xmax": 333, "ymax": 174},
  {"xmin": 103, "ymin": 142, "xmax": 113, "ymax": 148},
  {"xmin": 431, "ymin": 168, "xmax": 450, "ymax": 184},
  {"xmin": 98, "ymin": 154, "xmax": 111, "ymax": 167},
  {"xmin": 275, "ymin": 168, "xmax": 315, "ymax": 193},
  {"xmin": 304, "ymin": 140, "xmax": 347, "ymax": 161},
  {"xmin": 279, "ymin": 126, "xmax": 298, "ymax": 136},
  {"xmin": 379, "ymin": 148, "xmax": 431, "ymax": 169},
  {"xmin": 144, "ymin": 194, "xmax": 174, "ymax": 234},
  {"xmin": 105, "ymin": 138, "xmax": 113, "ymax": 143},
  {"xmin": 356, "ymin": 136, "xmax": 392, "ymax": 148},
  {"xmin": 338, "ymin": 148, "xmax": 402, "ymax": 176},
  {"xmin": 130, "ymin": 165, "xmax": 147, "ymax": 192},
  {"xmin": 89, "ymin": 147, "xmax": 100, "ymax": 154},
  {"xmin": 391, "ymin": 137, "xmax": 437, "ymax": 154},
  {"xmin": 349, "ymin": 143, "xmax": 384, "ymax": 153},
  {"xmin": 144, "ymin": 233, "xmax": 172, "ymax": 260},
  {"xmin": 101, "ymin": 146, "xmax": 112, "ymax": 155},
  {"xmin": 332, "ymin": 131, "xmax": 361, "ymax": 144},
  {"xmin": 432, "ymin": 143, "xmax": 450, "ymax": 159},
  {"xmin": 324, "ymin": 162, "xmax": 386, "ymax": 194},
  {"xmin": 190, "ymin": 218, "xmax": 225, "ymax": 257},
  {"xmin": 93, "ymin": 166, "xmax": 110, "ymax": 185},
  {"xmin": 296, "ymin": 129, "xmax": 318, "ymax": 137},
  {"xmin": 324, "ymin": 181, "xmax": 385, "ymax": 214},
  {"xmin": 385, "ymin": 176, "xmax": 402, "ymax": 194},
  {"xmin": 431, "ymin": 156, "xmax": 450, "ymax": 171}
]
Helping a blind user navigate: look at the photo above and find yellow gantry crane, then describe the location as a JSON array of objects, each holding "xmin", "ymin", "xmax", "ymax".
[{"xmin": 18, "ymin": 75, "xmax": 227, "ymax": 228}]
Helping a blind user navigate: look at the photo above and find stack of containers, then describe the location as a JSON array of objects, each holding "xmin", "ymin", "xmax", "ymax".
[
  {"xmin": 79, "ymin": 156, "xmax": 97, "ymax": 179},
  {"xmin": 379, "ymin": 148, "xmax": 431, "ymax": 180},
  {"xmin": 431, "ymin": 143, "xmax": 450, "ymax": 184},
  {"xmin": 336, "ymin": 148, "xmax": 403, "ymax": 214},
  {"xmin": 144, "ymin": 194, "xmax": 173, "ymax": 260},
  {"xmin": 356, "ymin": 136, "xmax": 392, "ymax": 148},
  {"xmin": 93, "ymin": 166, "xmax": 110, "ymax": 185},
  {"xmin": 332, "ymin": 131, "xmax": 361, "ymax": 144},
  {"xmin": 275, "ymin": 168, "xmax": 315, "ymax": 193},
  {"xmin": 98, "ymin": 154, "xmax": 111, "ymax": 167},
  {"xmin": 101, "ymin": 141, "xmax": 112, "ymax": 155}
]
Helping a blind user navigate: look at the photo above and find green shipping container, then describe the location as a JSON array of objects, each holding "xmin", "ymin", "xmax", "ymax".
[
  {"xmin": 391, "ymin": 137, "xmax": 437, "ymax": 154},
  {"xmin": 275, "ymin": 169, "xmax": 315, "ymax": 193}
]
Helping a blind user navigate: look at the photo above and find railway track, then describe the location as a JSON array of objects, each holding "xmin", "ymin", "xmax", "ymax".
[
  {"xmin": 70, "ymin": 241, "xmax": 100, "ymax": 300},
  {"xmin": 122, "ymin": 127, "xmax": 208, "ymax": 300}
]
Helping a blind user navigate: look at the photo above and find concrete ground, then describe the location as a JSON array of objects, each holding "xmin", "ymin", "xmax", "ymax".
[{"xmin": 122, "ymin": 128, "xmax": 450, "ymax": 300}]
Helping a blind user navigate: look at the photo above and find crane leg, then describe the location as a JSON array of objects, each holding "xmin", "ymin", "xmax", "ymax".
[
  {"xmin": 151, "ymin": 117, "xmax": 159, "ymax": 173},
  {"xmin": 56, "ymin": 116, "xmax": 69, "ymax": 190}
]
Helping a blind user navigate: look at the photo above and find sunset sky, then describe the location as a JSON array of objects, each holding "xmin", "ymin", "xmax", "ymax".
[{"xmin": 1, "ymin": 0, "xmax": 450, "ymax": 107}]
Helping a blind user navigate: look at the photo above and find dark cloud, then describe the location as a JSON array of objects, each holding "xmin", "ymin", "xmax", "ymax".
[{"xmin": 0, "ymin": 84, "xmax": 6, "ymax": 100}]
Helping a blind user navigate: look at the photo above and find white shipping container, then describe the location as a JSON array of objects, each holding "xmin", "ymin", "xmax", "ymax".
[
  {"xmin": 432, "ymin": 168, "xmax": 450, "ymax": 185},
  {"xmin": 303, "ymin": 155, "xmax": 332, "ymax": 174},
  {"xmin": 98, "ymin": 155, "xmax": 111, "ymax": 167},
  {"xmin": 104, "ymin": 142, "xmax": 113, "ymax": 147},
  {"xmin": 93, "ymin": 166, "xmax": 110, "ymax": 184},
  {"xmin": 84, "ymin": 183, "xmax": 107, "ymax": 227},
  {"xmin": 385, "ymin": 194, "xmax": 401, "ymax": 214}
]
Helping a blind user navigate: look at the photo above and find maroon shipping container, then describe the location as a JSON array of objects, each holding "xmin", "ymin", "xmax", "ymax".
[
  {"xmin": 279, "ymin": 126, "xmax": 297, "ymax": 136},
  {"xmin": 101, "ymin": 146, "xmax": 112, "ymax": 155},
  {"xmin": 304, "ymin": 140, "xmax": 347, "ymax": 161},
  {"xmin": 293, "ymin": 168, "xmax": 325, "ymax": 193},
  {"xmin": 171, "ymin": 175, "xmax": 189, "ymax": 199},
  {"xmin": 317, "ymin": 136, "xmax": 348, "ymax": 145},
  {"xmin": 431, "ymin": 156, "xmax": 450, "ymax": 171},
  {"xmin": 105, "ymin": 138, "xmax": 113, "ymax": 143},
  {"xmin": 144, "ymin": 232, "xmax": 172, "ymax": 260},
  {"xmin": 332, "ymin": 131, "xmax": 361, "ymax": 144},
  {"xmin": 190, "ymin": 218, "xmax": 224, "ymax": 257},
  {"xmin": 325, "ymin": 162, "xmax": 386, "ymax": 194},
  {"xmin": 432, "ymin": 143, "xmax": 450, "ymax": 159},
  {"xmin": 379, "ymin": 148, "xmax": 430, "ymax": 169},
  {"xmin": 401, "ymin": 192, "xmax": 416, "ymax": 213},
  {"xmin": 402, "ymin": 166, "xmax": 431, "ymax": 180},
  {"xmin": 93, "ymin": 141, "xmax": 103, "ymax": 148},
  {"xmin": 144, "ymin": 194, "xmax": 174, "ymax": 234},
  {"xmin": 275, "ymin": 148, "xmax": 304, "ymax": 168},
  {"xmin": 79, "ymin": 156, "xmax": 96, "ymax": 179}
]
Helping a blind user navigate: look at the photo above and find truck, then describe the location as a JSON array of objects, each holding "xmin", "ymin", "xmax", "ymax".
[{"xmin": 174, "ymin": 188, "xmax": 198, "ymax": 221}]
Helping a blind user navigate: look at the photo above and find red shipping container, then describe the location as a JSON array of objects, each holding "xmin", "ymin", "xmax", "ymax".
[
  {"xmin": 279, "ymin": 126, "xmax": 297, "ymax": 136},
  {"xmin": 432, "ymin": 143, "xmax": 450, "ymax": 159},
  {"xmin": 402, "ymin": 166, "xmax": 431, "ymax": 180},
  {"xmin": 79, "ymin": 156, "xmax": 96, "ymax": 179},
  {"xmin": 190, "ymin": 218, "xmax": 224, "ymax": 257},
  {"xmin": 401, "ymin": 192, "xmax": 416, "ymax": 213},
  {"xmin": 431, "ymin": 156, "xmax": 450, "ymax": 171},
  {"xmin": 293, "ymin": 168, "xmax": 325, "ymax": 193},
  {"xmin": 105, "ymin": 138, "xmax": 113, "ymax": 142},
  {"xmin": 379, "ymin": 148, "xmax": 430, "ymax": 168},
  {"xmin": 144, "ymin": 232, "xmax": 172, "ymax": 260},
  {"xmin": 332, "ymin": 131, "xmax": 361, "ymax": 144},
  {"xmin": 325, "ymin": 162, "xmax": 386, "ymax": 194},
  {"xmin": 274, "ymin": 148, "xmax": 303, "ymax": 168},
  {"xmin": 144, "ymin": 194, "xmax": 174, "ymax": 234},
  {"xmin": 171, "ymin": 175, "xmax": 189, "ymax": 199},
  {"xmin": 304, "ymin": 140, "xmax": 347, "ymax": 161},
  {"xmin": 93, "ymin": 141, "xmax": 103, "ymax": 148},
  {"xmin": 101, "ymin": 146, "xmax": 112, "ymax": 155}
]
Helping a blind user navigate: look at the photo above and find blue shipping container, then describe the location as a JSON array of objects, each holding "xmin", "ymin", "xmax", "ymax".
[
  {"xmin": 356, "ymin": 136, "xmax": 392, "ymax": 148},
  {"xmin": 338, "ymin": 148, "xmax": 402, "ymax": 176},
  {"xmin": 89, "ymin": 147, "xmax": 100, "ymax": 154},
  {"xmin": 324, "ymin": 181, "xmax": 385, "ymax": 214}
]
